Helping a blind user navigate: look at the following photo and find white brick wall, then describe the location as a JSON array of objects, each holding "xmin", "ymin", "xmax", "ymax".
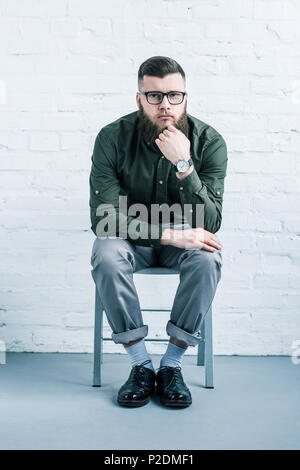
[{"xmin": 0, "ymin": 0, "xmax": 299, "ymax": 356}]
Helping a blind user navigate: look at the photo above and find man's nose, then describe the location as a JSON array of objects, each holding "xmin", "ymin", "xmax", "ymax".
[{"xmin": 159, "ymin": 95, "xmax": 171, "ymax": 109}]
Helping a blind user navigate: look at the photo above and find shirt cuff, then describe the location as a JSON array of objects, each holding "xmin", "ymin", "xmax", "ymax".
[{"xmin": 176, "ymin": 167, "xmax": 204, "ymax": 197}]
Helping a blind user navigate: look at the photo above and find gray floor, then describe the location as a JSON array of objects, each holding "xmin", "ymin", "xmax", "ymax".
[{"xmin": 0, "ymin": 353, "xmax": 299, "ymax": 450}]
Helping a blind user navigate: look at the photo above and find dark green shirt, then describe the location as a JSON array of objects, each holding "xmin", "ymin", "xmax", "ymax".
[{"xmin": 89, "ymin": 110, "xmax": 228, "ymax": 250}]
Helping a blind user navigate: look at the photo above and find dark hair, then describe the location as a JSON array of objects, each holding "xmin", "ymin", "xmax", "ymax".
[{"xmin": 138, "ymin": 56, "xmax": 186, "ymax": 90}]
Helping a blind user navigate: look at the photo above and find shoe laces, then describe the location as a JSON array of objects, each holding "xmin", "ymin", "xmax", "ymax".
[
  {"xmin": 156, "ymin": 366, "xmax": 183, "ymax": 386},
  {"xmin": 132, "ymin": 360, "xmax": 152, "ymax": 384}
]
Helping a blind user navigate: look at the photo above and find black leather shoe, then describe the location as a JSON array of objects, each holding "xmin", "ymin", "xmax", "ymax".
[
  {"xmin": 117, "ymin": 360, "xmax": 156, "ymax": 407},
  {"xmin": 156, "ymin": 366, "xmax": 192, "ymax": 407}
]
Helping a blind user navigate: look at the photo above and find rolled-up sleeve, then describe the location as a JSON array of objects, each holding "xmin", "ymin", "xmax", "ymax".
[{"xmin": 175, "ymin": 136, "xmax": 228, "ymax": 234}]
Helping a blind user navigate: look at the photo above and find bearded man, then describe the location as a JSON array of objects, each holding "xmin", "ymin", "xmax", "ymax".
[{"xmin": 89, "ymin": 56, "xmax": 227, "ymax": 408}]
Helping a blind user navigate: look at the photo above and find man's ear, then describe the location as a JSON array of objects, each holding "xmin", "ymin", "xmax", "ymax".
[{"xmin": 136, "ymin": 93, "xmax": 140, "ymax": 108}]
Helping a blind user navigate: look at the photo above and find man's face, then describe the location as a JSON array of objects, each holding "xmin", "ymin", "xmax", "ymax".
[{"xmin": 136, "ymin": 73, "xmax": 188, "ymax": 144}]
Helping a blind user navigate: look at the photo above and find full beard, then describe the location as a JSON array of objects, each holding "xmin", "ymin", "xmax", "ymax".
[{"xmin": 137, "ymin": 101, "xmax": 188, "ymax": 146}]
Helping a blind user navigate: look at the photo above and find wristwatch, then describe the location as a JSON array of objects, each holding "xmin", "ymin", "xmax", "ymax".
[{"xmin": 173, "ymin": 157, "xmax": 193, "ymax": 173}]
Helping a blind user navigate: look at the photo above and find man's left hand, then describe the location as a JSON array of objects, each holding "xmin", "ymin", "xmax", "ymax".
[{"xmin": 155, "ymin": 125, "xmax": 191, "ymax": 165}]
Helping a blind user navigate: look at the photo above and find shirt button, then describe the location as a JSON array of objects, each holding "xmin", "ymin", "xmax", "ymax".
[
  {"xmin": 95, "ymin": 190, "xmax": 99, "ymax": 194},
  {"xmin": 161, "ymin": 156, "xmax": 164, "ymax": 159},
  {"xmin": 216, "ymin": 191, "xmax": 220, "ymax": 195},
  {"xmin": 179, "ymin": 186, "xmax": 184, "ymax": 190},
  {"xmin": 159, "ymin": 180, "xmax": 163, "ymax": 184}
]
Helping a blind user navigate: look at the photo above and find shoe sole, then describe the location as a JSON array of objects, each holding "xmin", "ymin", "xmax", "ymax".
[
  {"xmin": 159, "ymin": 398, "xmax": 192, "ymax": 407},
  {"xmin": 117, "ymin": 396, "xmax": 150, "ymax": 407}
]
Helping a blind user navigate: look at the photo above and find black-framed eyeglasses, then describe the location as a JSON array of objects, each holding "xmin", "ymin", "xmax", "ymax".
[{"xmin": 138, "ymin": 91, "xmax": 186, "ymax": 105}]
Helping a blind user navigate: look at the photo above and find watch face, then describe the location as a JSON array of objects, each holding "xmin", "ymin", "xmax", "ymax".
[{"xmin": 177, "ymin": 160, "xmax": 189, "ymax": 172}]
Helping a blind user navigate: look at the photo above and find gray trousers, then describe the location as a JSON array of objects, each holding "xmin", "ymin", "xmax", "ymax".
[{"xmin": 90, "ymin": 237, "xmax": 222, "ymax": 347}]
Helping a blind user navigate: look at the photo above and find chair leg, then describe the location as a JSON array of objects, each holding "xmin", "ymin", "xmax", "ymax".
[
  {"xmin": 93, "ymin": 288, "xmax": 103, "ymax": 387},
  {"xmin": 197, "ymin": 324, "xmax": 205, "ymax": 366},
  {"xmin": 99, "ymin": 301, "xmax": 103, "ymax": 365},
  {"xmin": 205, "ymin": 305, "xmax": 214, "ymax": 388}
]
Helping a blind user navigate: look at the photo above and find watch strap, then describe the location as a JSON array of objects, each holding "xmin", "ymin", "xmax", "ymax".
[{"xmin": 173, "ymin": 157, "xmax": 193, "ymax": 172}]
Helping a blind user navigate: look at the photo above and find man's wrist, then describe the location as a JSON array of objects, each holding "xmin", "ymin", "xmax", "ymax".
[
  {"xmin": 174, "ymin": 154, "xmax": 191, "ymax": 164},
  {"xmin": 160, "ymin": 228, "xmax": 174, "ymax": 245},
  {"xmin": 176, "ymin": 165, "xmax": 194, "ymax": 180}
]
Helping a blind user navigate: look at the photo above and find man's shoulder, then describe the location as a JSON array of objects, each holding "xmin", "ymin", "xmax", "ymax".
[
  {"xmin": 188, "ymin": 113, "xmax": 226, "ymax": 146},
  {"xmin": 98, "ymin": 111, "xmax": 138, "ymax": 139}
]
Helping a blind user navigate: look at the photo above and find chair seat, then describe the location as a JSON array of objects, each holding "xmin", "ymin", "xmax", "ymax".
[{"xmin": 135, "ymin": 267, "xmax": 179, "ymax": 275}]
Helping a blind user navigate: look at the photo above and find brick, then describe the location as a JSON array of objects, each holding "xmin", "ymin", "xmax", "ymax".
[
  {"xmin": 1, "ymin": 0, "xmax": 67, "ymax": 17},
  {"xmin": 283, "ymin": 215, "xmax": 300, "ymax": 233},
  {"xmin": 206, "ymin": 22, "xmax": 234, "ymax": 39},
  {"xmin": 0, "ymin": 151, "xmax": 50, "ymax": 170},
  {"xmin": 0, "ymin": 132, "xmax": 28, "ymax": 150},
  {"xmin": 29, "ymin": 132, "xmax": 60, "ymax": 151},
  {"xmin": 60, "ymin": 132, "xmax": 91, "ymax": 151},
  {"xmin": 252, "ymin": 195, "xmax": 300, "ymax": 213},
  {"xmin": 193, "ymin": 1, "xmax": 253, "ymax": 19},
  {"xmin": 289, "ymin": 274, "xmax": 300, "ymax": 289},
  {"xmin": 51, "ymin": 18, "xmax": 81, "ymax": 37},
  {"xmin": 266, "ymin": 21, "xmax": 300, "ymax": 43},
  {"xmin": 254, "ymin": 0, "xmax": 299, "ymax": 20},
  {"xmin": 197, "ymin": 95, "xmax": 245, "ymax": 114},
  {"xmin": 254, "ymin": 273, "xmax": 289, "ymax": 289},
  {"xmin": 69, "ymin": 0, "xmax": 126, "ymax": 17},
  {"xmin": 144, "ymin": 21, "xmax": 178, "ymax": 40},
  {"xmin": 3, "ymin": 194, "xmax": 67, "ymax": 211},
  {"xmin": 193, "ymin": 39, "xmax": 254, "ymax": 57},
  {"xmin": 5, "ymin": 92, "xmax": 55, "ymax": 112}
]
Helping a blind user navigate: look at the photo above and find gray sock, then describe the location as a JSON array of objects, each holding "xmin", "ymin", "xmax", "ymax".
[{"xmin": 124, "ymin": 339, "xmax": 154, "ymax": 371}]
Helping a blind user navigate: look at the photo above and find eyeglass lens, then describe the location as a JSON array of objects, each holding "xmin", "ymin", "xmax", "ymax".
[{"xmin": 147, "ymin": 92, "xmax": 184, "ymax": 104}]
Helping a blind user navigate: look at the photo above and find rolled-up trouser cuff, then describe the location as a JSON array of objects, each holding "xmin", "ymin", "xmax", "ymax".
[
  {"xmin": 111, "ymin": 325, "xmax": 148, "ymax": 345},
  {"xmin": 166, "ymin": 320, "xmax": 202, "ymax": 347}
]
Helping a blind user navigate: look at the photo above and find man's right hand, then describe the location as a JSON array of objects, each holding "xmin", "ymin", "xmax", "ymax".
[{"xmin": 160, "ymin": 227, "xmax": 222, "ymax": 252}]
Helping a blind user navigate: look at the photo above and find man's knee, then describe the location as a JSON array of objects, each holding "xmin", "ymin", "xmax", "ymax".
[
  {"xmin": 91, "ymin": 237, "xmax": 135, "ymax": 270},
  {"xmin": 180, "ymin": 248, "xmax": 222, "ymax": 273}
]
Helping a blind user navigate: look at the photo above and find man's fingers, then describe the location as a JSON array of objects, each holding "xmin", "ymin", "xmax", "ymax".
[
  {"xmin": 189, "ymin": 240, "xmax": 216, "ymax": 251},
  {"xmin": 158, "ymin": 132, "xmax": 168, "ymax": 141},
  {"xmin": 211, "ymin": 235, "xmax": 222, "ymax": 246},
  {"xmin": 193, "ymin": 234, "xmax": 221, "ymax": 250},
  {"xmin": 173, "ymin": 228, "xmax": 222, "ymax": 251},
  {"xmin": 202, "ymin": 230, "xmax": 222, "ymax": 248},
  {"xmin": 207, "ymin": 237, "xmax": 222, "ymax": 250},
  {"xmin": 200, "ymin": 243, "xmax": 216, "ymax": 252}
]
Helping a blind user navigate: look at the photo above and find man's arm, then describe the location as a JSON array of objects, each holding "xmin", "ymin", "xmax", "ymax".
[
  {"xmin": 89, "ymin": 129, "xmax": 165, "ymax": 248},
  {"xmin": 174, "ymin": 136, "xmax": 228, "ymax": 234}
]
